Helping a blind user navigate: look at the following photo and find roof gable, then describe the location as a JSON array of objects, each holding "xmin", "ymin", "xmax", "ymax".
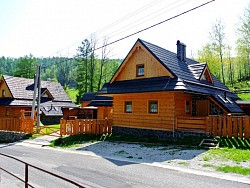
[
  {"xmin": 110, "ymin": 40, "xmax": 174, "ymax": 83},
  {"xmin": 0, "ymin": 77, "xmax": 13, "ymax": 98}
]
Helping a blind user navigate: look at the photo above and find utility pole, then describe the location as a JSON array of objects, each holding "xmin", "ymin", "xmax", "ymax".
[
  {"xmin": 31, "ymin": 65, "xmax": 39, "ymax": 119},
  {"xmin": 31, "ymin": 65, "xmax": 41, "ymax": 127},
  {"xmin": 37, "ymin": 65, "xmax": 41, "ymax": 127}
]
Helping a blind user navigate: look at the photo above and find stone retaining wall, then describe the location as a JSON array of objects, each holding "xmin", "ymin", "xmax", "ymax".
[
  {"xmin": 112, "ymin": 126, "xmax": 208, "ymax": 139},
  {"xmin": 0, "ymin": 131, "xmax": 27, "ymax": 143}
]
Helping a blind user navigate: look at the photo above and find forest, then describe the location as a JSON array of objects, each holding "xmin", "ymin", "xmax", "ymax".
[{"xmin": 1, "ymin": 4, "xmax": 250, "ymax": 103}]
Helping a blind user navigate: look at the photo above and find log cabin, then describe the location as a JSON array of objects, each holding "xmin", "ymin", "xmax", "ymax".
[
  {"xmin": 0, "ymin": 75, "xmax": 77, "ymax": 125},
  {"xmin": 99, "ymin": 39, "xmax": 244, "ymax": 137}
]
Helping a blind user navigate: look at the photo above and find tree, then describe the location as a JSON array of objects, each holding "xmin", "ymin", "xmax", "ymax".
[
  {"xmin": 97, "ymin": 38, "xmax": 110, "ymax": 90},
  {"xmin": 89, "ymin": 35, "xmax": 98, "ymax": 92},
  {"xmin": 236, "ymin": 3, "xmax": 250, "ymax": 81},
  {"xmin": 209, "ymin": 19, "xmax": 227, "ymax": 84},
  {"xmin": 76, "ymin": 39, "xmax": 91, "ymax": 103},
  {"xmin": 14, "ymin": 54, "xmax": 37, "ymax": 78},
  {"xmin": 197, "ymin": 43, "xmax": 220, "ymax": 79},
  {"xmin": 56, "ymin": 58, "xmax": 76, "ymax": 90}
]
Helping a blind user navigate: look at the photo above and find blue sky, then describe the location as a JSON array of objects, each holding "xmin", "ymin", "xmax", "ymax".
[{"xmin": 0, "ymin": 0, "xmax": 249, "ymax": 59}]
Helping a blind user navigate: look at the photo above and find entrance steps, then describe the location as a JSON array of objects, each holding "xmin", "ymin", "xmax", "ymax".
[{"xmin": 199, "ymin": 138, "xmax": 219, "ymax": 149}]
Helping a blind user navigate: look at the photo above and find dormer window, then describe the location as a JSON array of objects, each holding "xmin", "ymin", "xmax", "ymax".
[
  {"xmin": 136, "ymin": 64, "xmax": 144, "ymax": 77},
  {"xmin": 2, "ymin": 89, "xmax": 6, "ymax": 97}
]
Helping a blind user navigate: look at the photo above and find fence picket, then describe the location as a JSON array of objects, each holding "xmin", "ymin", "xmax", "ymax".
[
  {"xmin": 239, "ymin": 117, "xmax": 243, "ymax": 139},
  {"xmin": 244, "ymin": 117, "xmax": 250, "ymax": 139},
  {"xmin": 233, "ymin": 117, "xmax": 238, "ymax": 139},
  {"xmin": 222, "ymin": 116, "xmax": 227, "ymax": 137}
]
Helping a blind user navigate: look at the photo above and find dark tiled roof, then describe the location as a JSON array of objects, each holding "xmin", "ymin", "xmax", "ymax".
[
  {"xmin": 81, "ymin": 92, "xmax": 113, "ymax": 106},
  {"xmin": 41, "ymin": 106, "xmax": 63, "ymax": 116},
  {"xmin": 99, "ymin": 77, "xmax": 185, "ymax": 94},
  {"xmin": 80, "ymin": 92, "xmax": 96, "ymax": 102},
  {"xmin": 0, "ymin": 75, "xmax": 77, "ymax": 109},
  {"xmin": 99, "ymin": 39, "xmax": 243, "ymax": 114},
  {"xmin": 3, "ymin": 75, "xmax": 72, "ymax": 102},
  {"xmin": 88, "ymin": 100, "xmax": 113, "ymax": 107}
]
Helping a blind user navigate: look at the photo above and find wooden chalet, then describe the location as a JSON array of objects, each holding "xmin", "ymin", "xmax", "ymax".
[
  {"xmin": 0, "ymin": 75, "xmax": 77, "ymax": 125},
  {"xmin": 98, "ymin": 39, "xmax": 245, "ymax": 136}
]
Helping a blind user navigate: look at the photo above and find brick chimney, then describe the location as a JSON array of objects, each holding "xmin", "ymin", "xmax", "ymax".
[{"xmin": 176, "ymin": 40, "xmax": 186, "ymax": 62}]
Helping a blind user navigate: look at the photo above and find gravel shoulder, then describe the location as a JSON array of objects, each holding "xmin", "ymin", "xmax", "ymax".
[{"xmin": 70, "ymin": 141, "xmax": 250, "ymax": 181}]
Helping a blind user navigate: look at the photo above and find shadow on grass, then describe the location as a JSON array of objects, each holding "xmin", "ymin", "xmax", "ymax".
[{"xmin": 218, "ymin": 137, "xmax": 250, "ymax": 150}]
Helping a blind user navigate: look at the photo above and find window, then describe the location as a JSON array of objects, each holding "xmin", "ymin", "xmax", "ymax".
[
  {"xmin": 186, "ymin": 101, "xmax": 190, "ymax": 114},
  {"xmin": 2, "ymin": 89, "xmax": 5, "ymax": 97},
  {"xmin": 125, "ymin": 101, "xmax": 132, "ymax": 113},
  {"xmin": 149, "ymin": 100, "xmax": 158, "ymax": 113},
  {"xmin": 136, "ymin": 64, "xmax": 144, "ymax": 77},
  {"xmin": 6, "ymin": 109, "xmax": 9, "ymax": 116}
]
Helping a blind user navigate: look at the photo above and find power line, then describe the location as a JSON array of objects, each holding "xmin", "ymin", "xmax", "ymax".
[
  {"xmin": 94, "ymin": 0, "xmax": 215, "ymax": 51},
  {"xmin": 50, "ymin": 0, "xmax": 164, "ymax": 57},
  {"xmin": 103, "ymin": 0, "xmax": 191, "ymax": 42},
  {"xmin": 42, "ymin": 0, "xmax": 215, "ymax": 68}
]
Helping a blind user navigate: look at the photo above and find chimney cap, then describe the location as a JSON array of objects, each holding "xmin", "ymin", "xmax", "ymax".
[{"xmin": 176, "ymin": 40, "xmax": 186, "ymax": 47}]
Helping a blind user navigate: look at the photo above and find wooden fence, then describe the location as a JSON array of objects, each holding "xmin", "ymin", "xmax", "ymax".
[
  {"xmin": 208, "ymin": 116, "xmax": 250, "ymax": 139},
  {"xmin": 60, "ymin": 119, "xmax": 112, "ymax": 136},
  {"xmin": 0, "ymin": 117, "xmax": 21, "ymax": 132},
  {"xmin": 0, "ymin": 117, "xmax": 34, "ymax": 134}
]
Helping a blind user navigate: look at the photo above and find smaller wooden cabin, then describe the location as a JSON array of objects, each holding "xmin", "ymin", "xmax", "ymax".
[
  {"xmin": 0, "ymin": 75, "xmax": 77, "ymax": 125},
  {"xmin": 80, "ymin": 92, "xmax": 113, "ymax": 120}
]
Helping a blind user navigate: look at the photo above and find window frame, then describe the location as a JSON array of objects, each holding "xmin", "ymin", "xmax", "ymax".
[
  {"xmin": 124, "ymin": 101, "xmax": 132, "ymax": 113},
  {"xmin": 148, "ymin": 100, "xmax": 158, "ymax": 114},
  {"xmin": 136, "ymin": 64, "xmax": 145, "ymax": 77}
]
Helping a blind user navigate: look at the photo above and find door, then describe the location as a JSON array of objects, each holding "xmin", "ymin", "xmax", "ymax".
[{"xmin": 196, "ymin": 100, "xmax": 210, "ymax": 116}]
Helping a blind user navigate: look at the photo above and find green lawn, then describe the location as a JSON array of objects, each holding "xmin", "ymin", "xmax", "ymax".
[
  {"xmin": 66, "ymin": 88, "xmax": 78, "ymax": 103},
  {"xmin": 30, "ymin": 124, "xmax": 61, "ymax": 139},
  {"xmin": 238, "ymin": 93, "xmax": 250, "ymax": 100}
]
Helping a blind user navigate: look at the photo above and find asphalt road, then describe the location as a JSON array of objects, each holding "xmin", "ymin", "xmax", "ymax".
[{"xmin": 0, "ymin": 142, "xmax": 249, "ymax": 188}]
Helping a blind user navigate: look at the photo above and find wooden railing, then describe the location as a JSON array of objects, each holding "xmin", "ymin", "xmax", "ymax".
[
  {"xmin": 208, "ymin": 116, "xmax": 250, "ymax": 139},
  {"xmin": 176, "ymin": 116, "xmax": 208, "ymax": 132},
  {"xmin": 60, "ymin": 119, "xmax": 112, "ymax": 136}
]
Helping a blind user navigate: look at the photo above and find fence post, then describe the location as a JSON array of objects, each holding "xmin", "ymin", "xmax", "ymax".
[{"xmin": 25, "ymin": 163, "xmax": 28, "ymax": 188}]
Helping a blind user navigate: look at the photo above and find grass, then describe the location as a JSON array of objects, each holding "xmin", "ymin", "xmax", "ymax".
[
  {"xmin": 205, "ymin": 148, "xmax": 250, "ymax": 163},
  {"xmin": 202, "ymin": 164, "xmax": 214, "ymax": 168},
  {"xmin": 216, "ymin": 165, "xmax": 250, "ymax": 175},
  {"xmin": 238, "ymin": 93, "xmax": 250, "ymax": 100},
  {"xmin": 178, "ymin": 161, "xmax": 189, "ymax": 166},
  {"xmin": 66, "ymin": 88, "xmax": 78, "ymax": 103},
  {"xmin": 29, "ymin": 124, "xmax": 61, "ymax": 139}
]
